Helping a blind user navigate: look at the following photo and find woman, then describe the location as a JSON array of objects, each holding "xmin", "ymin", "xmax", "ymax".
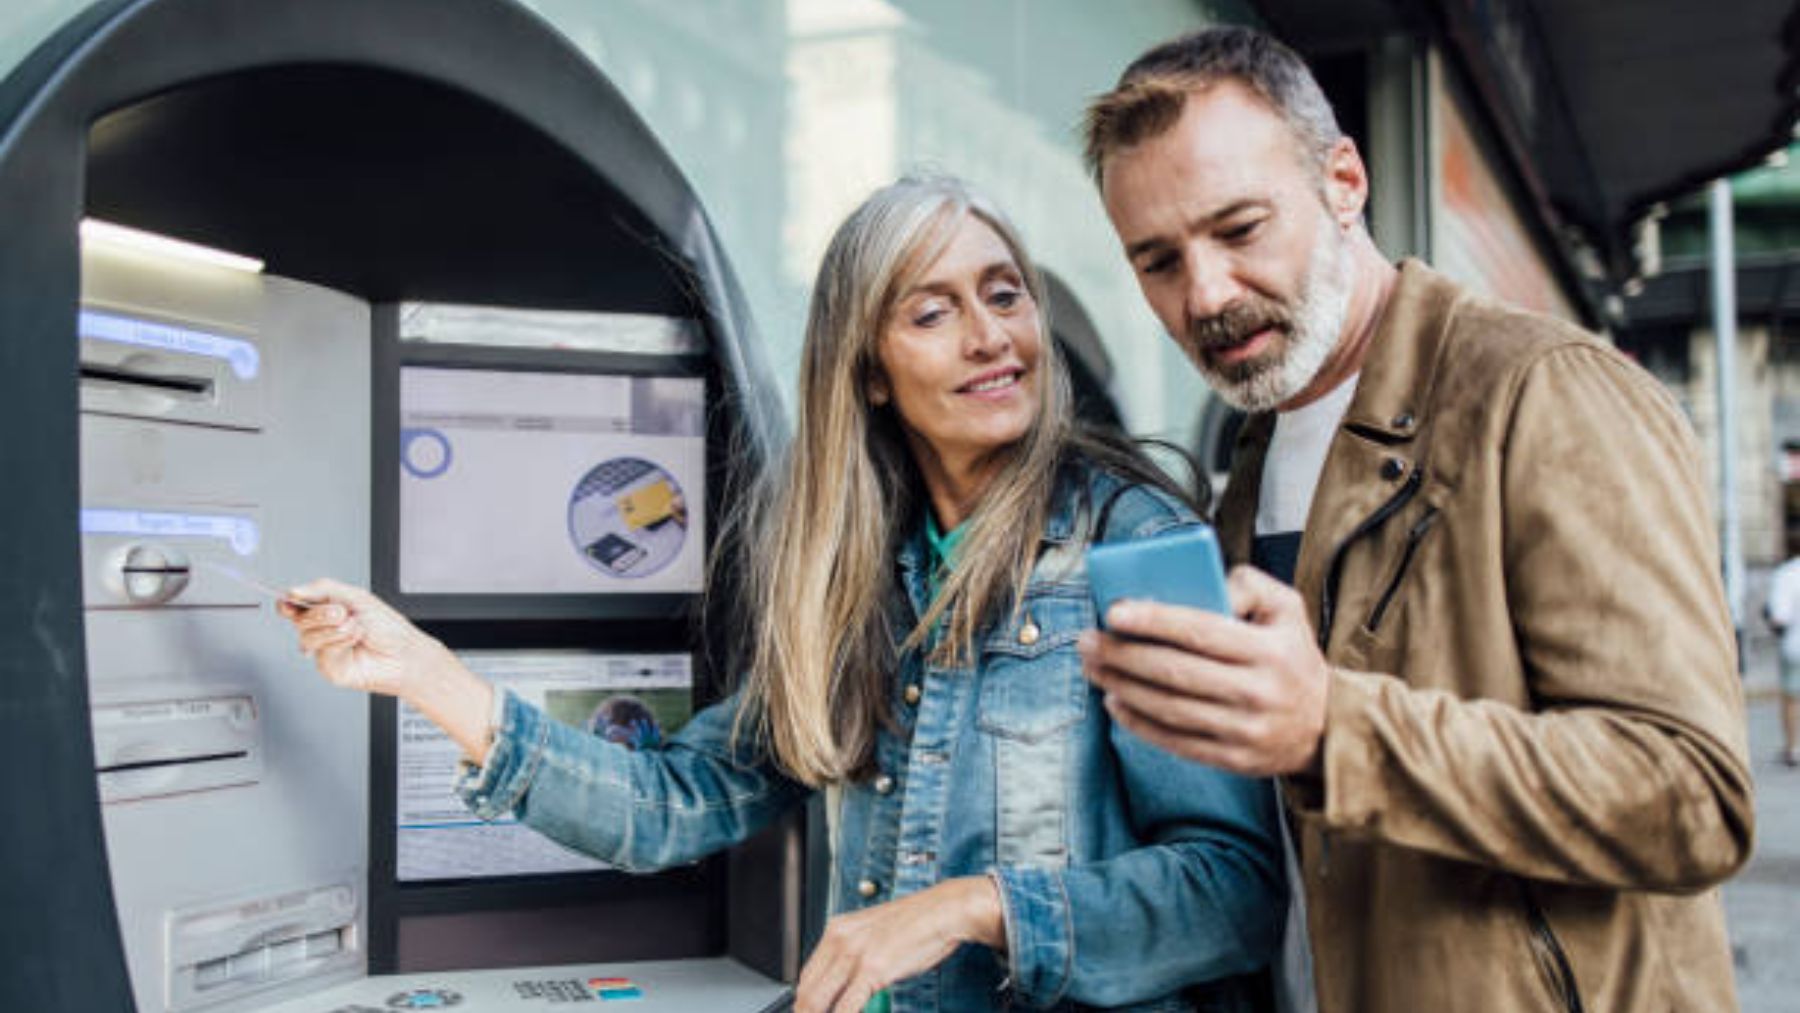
[{"xmin": 284, "ymin": 176, "xmax": 1283, "ymax": 1012}]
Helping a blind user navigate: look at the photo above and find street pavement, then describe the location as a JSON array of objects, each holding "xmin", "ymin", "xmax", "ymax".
[{"xmin": 1726, "ymin": 624, "xmax": 1800, "ymax": 1012}]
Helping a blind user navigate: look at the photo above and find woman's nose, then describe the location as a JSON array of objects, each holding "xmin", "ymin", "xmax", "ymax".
[{"xmin": 963, "ymin": 306, "xmax": 1011, "ymax": 358}]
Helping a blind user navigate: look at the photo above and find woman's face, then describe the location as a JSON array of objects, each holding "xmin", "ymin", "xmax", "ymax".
[{"xmin": 872, "ymin": 214, "xmax": 1043, "ymax": 475}]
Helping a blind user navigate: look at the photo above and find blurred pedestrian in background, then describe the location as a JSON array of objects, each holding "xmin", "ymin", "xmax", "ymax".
[{"xmin": 1764, "ymin": 546, "xmax": 1800, "ymax": 767}]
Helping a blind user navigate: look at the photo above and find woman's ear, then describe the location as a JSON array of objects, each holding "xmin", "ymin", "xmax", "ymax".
[{"xmin": 868, "ymin": 371, "xmax": 891, "ymax": 406}]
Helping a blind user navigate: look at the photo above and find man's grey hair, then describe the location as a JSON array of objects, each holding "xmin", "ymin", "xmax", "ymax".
[{"xmin": 1083, "ymin": 26, "xmax": 1344, "ymax": 183}]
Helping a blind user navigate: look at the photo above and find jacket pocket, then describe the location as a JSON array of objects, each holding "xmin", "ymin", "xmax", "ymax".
[
  {"xmin": 1517, "ymin": 879, "xmax": 1585, "ymax": 1013},
  {"xmin": 977, "ymin": 593, "xmax": 1088, "ymax": 742},
  {"xmin": 1362, "ymin": 506, "xmax": 1440, "ymax": 633}
]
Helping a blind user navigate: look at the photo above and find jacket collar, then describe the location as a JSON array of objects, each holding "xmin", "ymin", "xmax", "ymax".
[
  {"xmin": 1332, "ymin": 258, "xmax": 1458, "ymax": 446},
  {"xmin": 1216, "ymin": 259, "xmax": 1462, "ymax": 603},
  {"xmin": 1041, "ymin": 466, "xmax": 1081, "ymax": 546}
]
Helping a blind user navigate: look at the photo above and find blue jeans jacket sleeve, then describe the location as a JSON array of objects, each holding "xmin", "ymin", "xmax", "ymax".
[
  {"xmin": 456, "ymin": 689, "xmax": 811, "ymax": 872},
  {"xmin": 993, "ymin": 731, "xmax": 1286, "ymax": 1007}
]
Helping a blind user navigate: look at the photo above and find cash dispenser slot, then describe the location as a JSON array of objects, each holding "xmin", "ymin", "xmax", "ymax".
[
  {"xmin": 165, "ymin": 882, "xmax": 360, "ymax": 1011},
  {"xmin": 80, "ymin": 361, "xmax": 216, "ymax": 398},
  {"xmin": 77, "ymin": 305, "xmax": 265, "ymax": 430},
  {"xmin": 91, "ymin": 692, "xmax": 262, "ymax": 803}
]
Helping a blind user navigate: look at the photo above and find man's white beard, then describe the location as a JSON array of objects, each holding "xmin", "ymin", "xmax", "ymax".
[{"xmin": 1205, "ymin": 219, "xmax": 1352, "ymax": 413}]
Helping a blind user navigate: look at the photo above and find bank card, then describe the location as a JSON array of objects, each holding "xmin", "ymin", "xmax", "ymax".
[{"xmin": 196, "ymin": 559, "xmax": 318, "ymax": 611}]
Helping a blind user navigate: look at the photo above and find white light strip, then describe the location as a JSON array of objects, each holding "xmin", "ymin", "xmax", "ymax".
[
  {"xmin": 79, "ymin": 218, "xmax": 265, "ymax": 274},
  {"xmin": 80, "ymin": 508, "xmax": 261, "ymax": 555}
]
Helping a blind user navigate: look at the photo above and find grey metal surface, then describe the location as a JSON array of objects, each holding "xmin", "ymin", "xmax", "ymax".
[
  {"xmin": 81, "ymin": 258, "xmax": 373, "ymax": 1012},
  {"xmin": 256, "ymin": 957, "xmax": 789, "ymax": 1013}
]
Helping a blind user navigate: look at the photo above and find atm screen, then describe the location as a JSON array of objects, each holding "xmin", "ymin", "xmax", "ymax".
[
  {"xmin": 396, "ymin": 649, "xmax": 693, "ymax": 882},
  {"xmin": 398, "ymin": 366, "xmax": 705, "ymax": 595}
]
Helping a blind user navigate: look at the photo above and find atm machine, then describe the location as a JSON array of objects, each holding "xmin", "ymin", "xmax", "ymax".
[{"xmin": 0, "ymin": 1, "xmax": 819, "ymax": 1010}]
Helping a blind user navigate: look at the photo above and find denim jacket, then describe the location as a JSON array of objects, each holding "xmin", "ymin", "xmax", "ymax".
[{"xmin": 457, "ymin": 460, "xmax": 1286, "ymax": 1011}]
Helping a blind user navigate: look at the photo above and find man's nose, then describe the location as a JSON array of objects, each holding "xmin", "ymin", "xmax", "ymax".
[{"xmin": 1184, "ymin": 255, "xmax": 1242, "ymax": 322}]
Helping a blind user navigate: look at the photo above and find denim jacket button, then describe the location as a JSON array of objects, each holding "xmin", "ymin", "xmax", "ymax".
[
  {"xmin": 857, "ymin": 878, "xmax": 880, "ymax": 899},
  {"xmin": 1018, "ymin": 618, "xmax": 1040, "ymax": 646},
  {"xmin": 874, "ymin": 774, "xmax": 895, "ymax": 795},
  {"xmin": 902, "ymin": 684, "xmax": 922, "ymax": 706}
]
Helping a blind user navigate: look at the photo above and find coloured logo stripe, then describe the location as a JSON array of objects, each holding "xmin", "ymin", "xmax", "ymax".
[{"xmin": 588, "ymin": 977, "xmax": 644, "ymax": 1001}]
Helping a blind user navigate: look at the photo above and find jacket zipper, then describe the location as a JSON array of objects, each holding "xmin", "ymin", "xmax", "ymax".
[
  {"xmin": 1318, "ymin": 467, "xmax": 1423, "ymax": 646},
  {"xmin": 1363, "ymin": 507, "xmax": 1440, "ymax": 632},
  {"xmin": 1519, "ymin": 879, "xmax": 1585, "ymax": 1012},
  {"xmin": 1307, "ymin": 467, "xmax": 1423, "ymax": 884}
]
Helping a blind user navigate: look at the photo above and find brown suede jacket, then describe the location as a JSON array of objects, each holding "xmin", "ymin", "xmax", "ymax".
[{"xmin": 1215, "ymin": 261, "xmax": 1754, "ymax": 1012}]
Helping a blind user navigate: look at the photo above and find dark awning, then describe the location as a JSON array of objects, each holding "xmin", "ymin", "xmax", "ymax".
[{"xmin": 1257, "ymin": 0, "xmax": 1800, "ymax": 285}]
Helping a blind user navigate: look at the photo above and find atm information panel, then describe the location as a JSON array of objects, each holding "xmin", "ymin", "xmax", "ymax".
[
  {"xmin": 395, "ymin": 649, "xmax": 694, "ymax": 882},
  {"xmin": 369, "ymin": 306, "xmax": 744, "ymax": 977},
  {"xmin": 397, "ymin": 366, "xmax": 707, "ymax": 597},
  {"xmin": 374, "ymin": 308, "xmax": 717, "ymax": 624}
]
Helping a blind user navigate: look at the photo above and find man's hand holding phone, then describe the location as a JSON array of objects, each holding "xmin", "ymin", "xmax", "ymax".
[{"xmin": 1081, "ymin": 531, "xmax": 1331, "ymax": 778}]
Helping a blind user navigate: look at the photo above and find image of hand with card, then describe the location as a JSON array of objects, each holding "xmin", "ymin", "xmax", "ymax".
[{"xmin": 1085, "ymin": 525, "xmax": 1231, "ymax": 629}]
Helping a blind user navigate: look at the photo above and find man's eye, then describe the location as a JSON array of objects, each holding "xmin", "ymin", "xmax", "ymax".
[
  {"xmin": 1139, "ymin": 252, "xmax": 1178, "ymax": 276},
  {"xmin": 1221, "ymin": 219, "xmax": 1263, "ymax": 243}
]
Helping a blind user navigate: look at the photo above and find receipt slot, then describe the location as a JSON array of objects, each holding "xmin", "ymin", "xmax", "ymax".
[{"xmin": 0, "ymin": 1, "xmax": 813, "ymax": 1011}]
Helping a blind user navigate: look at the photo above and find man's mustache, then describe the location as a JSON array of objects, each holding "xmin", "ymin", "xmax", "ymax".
[{"xmin": 1186, "ymin": 298, "xmax": 1292, "ymax": 352}]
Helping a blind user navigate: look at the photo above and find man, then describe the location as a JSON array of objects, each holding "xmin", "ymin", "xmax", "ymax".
[
  {"xmin": 1076, "ymin": 26, "xmax": 1753, "ymax": 1012},
  {"xmin": 1764, "ymin": 545, "xmax": 1800, "ymax": 767}
]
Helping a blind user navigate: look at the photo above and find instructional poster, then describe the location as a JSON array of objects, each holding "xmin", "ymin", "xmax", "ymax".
[
  {"xmin": 396, "ymin": 649, "xmax": 693, "ymax": 882},
  {"xmin": 398, "ymin": 366, "xmax": 706, "ymax": 594}
]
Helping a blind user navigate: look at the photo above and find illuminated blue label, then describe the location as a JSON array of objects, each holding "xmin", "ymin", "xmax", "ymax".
[
  {"xmin": 79, "ymin": 308, "xmax": 261, "ymax": 380},
  {"xmin": 80, "ymin": 509, "xmax": 260, "ymax": 556}
]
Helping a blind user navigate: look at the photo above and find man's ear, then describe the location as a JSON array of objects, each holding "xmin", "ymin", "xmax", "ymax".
[{"xmin": 1323, "ymin": 136, "xmax": 1369, "ymax": 230}]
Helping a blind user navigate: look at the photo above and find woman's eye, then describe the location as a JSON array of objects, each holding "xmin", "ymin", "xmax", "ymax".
[
  {"xmin": 912, "ymin": 306, "xmax": 947, "ymax": 327},
  {"xmin": 988, "ymin": 287, "xmax": 1022, "ymax": 309}
]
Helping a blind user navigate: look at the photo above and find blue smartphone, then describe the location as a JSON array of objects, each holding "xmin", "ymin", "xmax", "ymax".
[{"xmin": 1085, "ymin": 525, "xmax": 1231, "ymax": 629}]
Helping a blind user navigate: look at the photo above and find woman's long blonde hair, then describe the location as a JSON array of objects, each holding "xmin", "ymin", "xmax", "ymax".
[{"xmin": 728, "ymin": 176, "xmax": 1076, "ymax": 787}]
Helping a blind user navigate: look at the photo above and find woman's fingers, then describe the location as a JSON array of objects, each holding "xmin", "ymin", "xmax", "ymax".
[
  {"xmin": 794, "ymin": 938, "xmax": 855, "ymax": 1013},
  {"xmin": 286, "ymin": 602, "xmax": 350, "ymax": 631},
  {"xmin": 298, "ymin": 621, "xmax": 361, "ymax": 657},
  {"xmin": 831, "ymin": 979, "xmax": 877, "ymax": 1013}
]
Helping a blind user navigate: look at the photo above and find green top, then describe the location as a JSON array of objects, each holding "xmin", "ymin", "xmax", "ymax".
[{"xmin": 923, "ymin": 510, "xmax": 968, "ymax": 603}]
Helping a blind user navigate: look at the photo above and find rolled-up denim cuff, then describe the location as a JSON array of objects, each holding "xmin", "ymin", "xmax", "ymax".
[
  {"xmin": 454, "ymin": 689, "xmax": 550, "ymax": 821},
  {"xmin": 992, "ymin": 864, "xmax": 1073, "ymax": 1008}
]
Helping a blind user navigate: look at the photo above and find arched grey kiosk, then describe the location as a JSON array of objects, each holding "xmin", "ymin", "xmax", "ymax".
[{"xmin": 0, "ymin": 1, "xmax": 814, "ymax": 1010}]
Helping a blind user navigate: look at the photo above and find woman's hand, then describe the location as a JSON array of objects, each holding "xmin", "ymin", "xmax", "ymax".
[
  {"xmin": 280, "ymin": 578, "xmax": 495, "ymax": 760},
  {"xmin": 794, "ymin": 875, "xmax": 1006, "ymax": 1013},
  {"xmin": 280, "ymin": 578, "xmax": 444, "ymax": 697}
]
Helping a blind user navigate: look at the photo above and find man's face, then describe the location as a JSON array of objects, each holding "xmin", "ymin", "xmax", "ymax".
[{"xmin": 1101, "ymin": 80, "xmax": 1354, "ymax": 411}]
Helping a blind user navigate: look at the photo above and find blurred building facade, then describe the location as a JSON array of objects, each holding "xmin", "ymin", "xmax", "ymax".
[
  {"xmin": 1619, "ymin": 150, "xmax": 1800, "ymax": 566},
  {"xmin": 2, "ymin": 0, "xmax": 1793, "ymax": 491}
]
